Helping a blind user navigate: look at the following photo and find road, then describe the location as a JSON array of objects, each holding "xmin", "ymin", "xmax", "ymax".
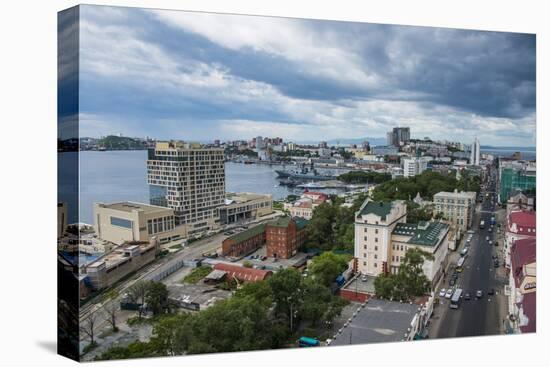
[
  {"xmin": 431, "ymin": 166, "xmax": 508, "ymax": 338},
  {"xmin": 79, "ymin": 211, "xmax": 285, "ymax": 348}
]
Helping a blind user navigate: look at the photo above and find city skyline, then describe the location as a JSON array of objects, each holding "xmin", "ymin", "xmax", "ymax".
[{"xmin": 58, "ymin": 5, "xmax": 536, "ymax": 146}]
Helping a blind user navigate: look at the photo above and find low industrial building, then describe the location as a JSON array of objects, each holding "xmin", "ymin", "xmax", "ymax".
[
  {"xmin": 84, "ymin": 240, "xmax": 159, "ymax": 290},
  {"xmin": 222, "ymin": 224, "xmax": 266, "ymax": 258},
  {"xmin": 266, "ymin": 216, "xmax": 308, "ymax": 259},
  {"xmin": 221, "ymin": 216, "xmax": 308, "ymax": 260},
  {"xmin": 219, "ymin": 192, "xmax": 273, "ymax": 225},
  {"xmin": 93, "ymin": 201, "xmax": 186, "ymax": 245},
  {"xmin": 213, "ymin": 262, "xmax": 272, "ymax": 282}
]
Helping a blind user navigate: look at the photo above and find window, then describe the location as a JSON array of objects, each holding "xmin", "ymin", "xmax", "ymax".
[
  {"xmin": 364, "ymin": 228, "xmax": 368, "ymax": 233},
  {"xmin": 374, "ymin": 254, "xmax": 378, "ymax": 259},
  {"xmin": 110, "ymin": 217, "xmax": 133, "ymax": 229},
  {"xmin": 363, "ymin": 253, "xmax": 367, "ymax": 258},
  {"xmin": 363, "ymin": 261, "xmax": 366, "ymax": 266},
  {"xmin": 363, "ymin": 245, "xmax": 367, "ymax": 250},
  {"xmin": 364, "ymin": 236, "xmax": 368, "ymax": 241},
  {"xmin": 374, "ymin": 246, "xmax": 378, "ymax": 251},
  {"xmin": 374, "ymin": 262, "xmax": 377, "ymax": 268},
  {"xmin": 375, "ymin": 229, "xmax": 379, "ymax": 234},
  {"xmin": 392, "ymin": 256, "xmax": 395, "ymax": 261},
  {"xmin": 375, "ymin": 238, "xmax": 378, "ymax": 243}
]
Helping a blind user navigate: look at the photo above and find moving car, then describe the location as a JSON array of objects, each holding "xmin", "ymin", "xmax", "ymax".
[
  {"xmin": 445, "ymin": 289, "xmax": 454, "ymax": 299},
  {"xmin": 439, "ymin": 288, "xmax": 447, "ymax": 297},
  {"xmin": 488, "ymin": 288, "xmax": 495, "ymax": 295},
  {"xmin": 476, "ymin": 290, "xmax": 483, "ymax": 298},
  {"xmin": 464, "ymin": 292, "xmax": 471, "ymax": 300}
]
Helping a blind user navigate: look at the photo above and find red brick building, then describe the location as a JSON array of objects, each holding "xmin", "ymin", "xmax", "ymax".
[
  {"xmin": 221, "ymin": 224, "xmax": 266, "ymax": 258},
  {"xmin": 265, "ymin": 217, "xmax": 308, "ymax": 259},
  {"xmin": 213, "ymin": 263, "xmax": 272, "ymax": 282}
]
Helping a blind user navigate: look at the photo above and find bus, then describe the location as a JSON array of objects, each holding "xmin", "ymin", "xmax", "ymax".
[
  {"xmin": 298, "ymin": 336, "xmax": 320, "ymax": 347},
  {"xmin": 450, "ymin": 288, "xmax": 463, "ymax": 309},
  {"xmin": 479, "ymin": 220, "xmax": 485, "ymax": 229},
  {"xmin": 456, "ymin": 257, "xmax": 466, "ymax": 272}
]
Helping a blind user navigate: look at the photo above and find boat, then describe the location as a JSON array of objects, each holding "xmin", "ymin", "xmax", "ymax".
[{"xmin": 275, "ymin": 169, "xmax": 335, "ymax": 181}]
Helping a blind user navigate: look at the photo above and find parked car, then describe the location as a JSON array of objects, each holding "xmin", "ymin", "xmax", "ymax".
[
  {"xmin": 464, "ymin": 292, "xmax": 471, "ymax": 300},
  {"xmin": 486, "ymin": 236, "xmax": 490, "ymax": 241},
  {"xmin": 439, "ymin": 288, "xmax": 447, "ymax": 297},
  {"xmin": 445, "ymin": 289, "xmax": 454, "ymax": 299},
  {"xmin": 476, "ymin": 290, "xmax": 483, "ymax": 298},
  {"xmin": 361, "ymin": 274, "xmax": 368, "ymax": 282},
  {"xmin": 488, "ymin": 288, "xmax": 495, "ymax": 296},
  {"xmin": 449, "ymin": 278, "xmax": 456, "ymax": 286}
]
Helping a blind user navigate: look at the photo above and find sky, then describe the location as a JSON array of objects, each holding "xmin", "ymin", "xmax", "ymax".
[{"xmin": 58, "ymin": 5, "xmax": 536, "ymax": 146}]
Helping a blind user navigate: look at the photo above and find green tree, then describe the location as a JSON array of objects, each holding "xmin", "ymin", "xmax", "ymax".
[
  {"xmin": 309, "ymin": 252, "xmax": 349, "ymax": 288},
  {"xmin": 146, "ymin": 281, "xmax": 169, "ymax": 315},
  {"xmin": 268, "ymin": 268, "xmax": 303, "ymax": 319}
]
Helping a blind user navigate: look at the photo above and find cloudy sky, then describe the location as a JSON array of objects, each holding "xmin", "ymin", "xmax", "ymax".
[{"xmin": 59, "ymin": 5, "xmax": 536, "ymax": 146}]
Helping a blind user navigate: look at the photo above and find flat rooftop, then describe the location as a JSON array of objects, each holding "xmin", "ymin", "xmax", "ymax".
[
  {"xmin": 225, "ymin": 192, "xmax": 271, "ymax": 204},
  {"xmin": 98, "ymin": 201, "xmax": 171, "ymax": 214},
  {"xmin": 86, "ymin": 241, "xmax": 154, "ymax": 269},
  {"xmin": 393, "ymin": 221, "xmax": 449, "ymax": 247},
  {"xmin": 330, "ymin": 299, "xmax": 418, "ymax": 346}
]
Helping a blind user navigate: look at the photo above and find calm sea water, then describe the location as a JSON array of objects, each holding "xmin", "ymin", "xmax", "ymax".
[
  {"xmin": 59, "ymin": 151, "xmax": 343, "ymax": 224},
  {"xmin": 59, "ymin": 148, "xmax": 535, "ymax": 224},
  {"xmin": 481, "ymin": 148, "xmax": 536, "ymax": 161}
]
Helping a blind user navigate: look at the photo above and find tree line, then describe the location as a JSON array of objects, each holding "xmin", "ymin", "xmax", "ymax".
[{"xmin": 95, "ymin": 254, "xmax": 350, "ymax": 360}]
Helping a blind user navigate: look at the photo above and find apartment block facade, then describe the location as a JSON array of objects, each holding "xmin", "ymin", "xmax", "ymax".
[
  {"xmin": 433, "ymin": 190, "xmax": 477, "ymax": 232},
  {"xmin": 147, "ymin": 141, "xmax": 225, "ymax": 236},
  {"xmin": 354, "ymin": 200, "xmax": 407, "ymax": 276}
]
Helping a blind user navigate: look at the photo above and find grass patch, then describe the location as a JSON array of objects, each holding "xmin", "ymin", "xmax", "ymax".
[
  {"xmin": 169, "ymin": 243, "xmax": 182, "ymax": 250},
  {"xmin": 182, "ymin": 265, "xmax": 212, "ymax": 284}
]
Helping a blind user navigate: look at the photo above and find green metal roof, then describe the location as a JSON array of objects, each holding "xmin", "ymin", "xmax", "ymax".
[
  {"xmin": 226, "ymin": 223, "xmax": 266, "ymax": 243},
  {"xmin": 294, "ymin": 217, "xmax": 309, "ymax": 230},
  {"xmin": 358, "ymin": 200, "xmax": 393, "ymax": 219},
  {"xmin": 268, "ymin": 216, "xmax": 292, "ymax": 228},
  {"xmin": 393, "ymin": 221, "xmax": 449, "ymax": 247}
]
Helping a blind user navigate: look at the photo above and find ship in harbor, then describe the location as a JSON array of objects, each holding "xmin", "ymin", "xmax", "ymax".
[{"xmin": 275, "ymin": 168, "xmax": 335, "ymax": 181}]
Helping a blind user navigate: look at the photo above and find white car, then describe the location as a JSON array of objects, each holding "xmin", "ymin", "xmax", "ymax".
[
  {"xmin": 445, "ymin": 289, "xmax": 454, "ymax": 299},
  {"xmin": 439, "ymin": 288, "xmax": 446, "ymax": 297}
]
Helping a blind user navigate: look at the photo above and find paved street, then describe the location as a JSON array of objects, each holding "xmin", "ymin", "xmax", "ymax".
[{"xmin": 429, "ymin": 167, "xmax": 508, "ymax": 339}]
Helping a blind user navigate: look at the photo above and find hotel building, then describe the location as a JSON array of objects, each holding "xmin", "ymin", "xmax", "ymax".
[{"xmin": 147, "ymin": 141, "xmax": 226, "ymax": 236}]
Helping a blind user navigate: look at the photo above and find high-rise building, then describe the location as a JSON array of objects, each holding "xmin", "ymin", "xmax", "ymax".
[
  {"xmin": 386, "ymin": 131, "xmax": 394, "ymax": 146},
  {"xmin": 470, "ymin": 137, "xmax": 480, "ymax": 165},
  {"xmin": 147, "ymin": 141, "xmax": 225, "ymax": 236},
  {"xmin": 391, "ymin": 127, "xmax": 411, "ymax": 147},
  {"xmin": 402, "ymin": 156, "xmax": 430, "ymax": 177}
]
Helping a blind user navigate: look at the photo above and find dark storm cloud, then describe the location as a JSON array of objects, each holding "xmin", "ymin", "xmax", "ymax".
[{"xmin": 71, "ymin": 5, "xmax": 536, "ymax": 144}]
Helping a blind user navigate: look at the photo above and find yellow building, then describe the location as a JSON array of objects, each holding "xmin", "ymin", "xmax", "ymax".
[{"xmin": 93, "ymin": 201, "xmax": 186, "ymax": 245}]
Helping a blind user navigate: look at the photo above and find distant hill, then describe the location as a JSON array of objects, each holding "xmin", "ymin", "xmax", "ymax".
[
  {"xmin": 296, "ymin": 137, "xmax": 387, "ymax": 146},
  {"xmin": 97, "ymin": 135, "xmax": 148, "ymax": 150}
]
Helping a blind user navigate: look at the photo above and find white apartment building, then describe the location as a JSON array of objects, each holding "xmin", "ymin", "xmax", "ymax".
[
  {"xmin": 354, "ymin": 200, "xmax": 407, "ymax": 276},
  {"xmin": 391, "ymin": 221, "xmax": 449, "ymax": 285},
  {"xmin": 433, "ymin": 189, "xmax": 477, "ymax": 232},
  {"xmin": 354, "ymin": 199, "xmax": 449, "ymax": 284},
  {"xmin": 147, "ymin": 141, "xmax": 225, "ymax": 236},
  {"xmin": 402, "ymin": 156, "xmax": 430, "ymax": 177}
]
